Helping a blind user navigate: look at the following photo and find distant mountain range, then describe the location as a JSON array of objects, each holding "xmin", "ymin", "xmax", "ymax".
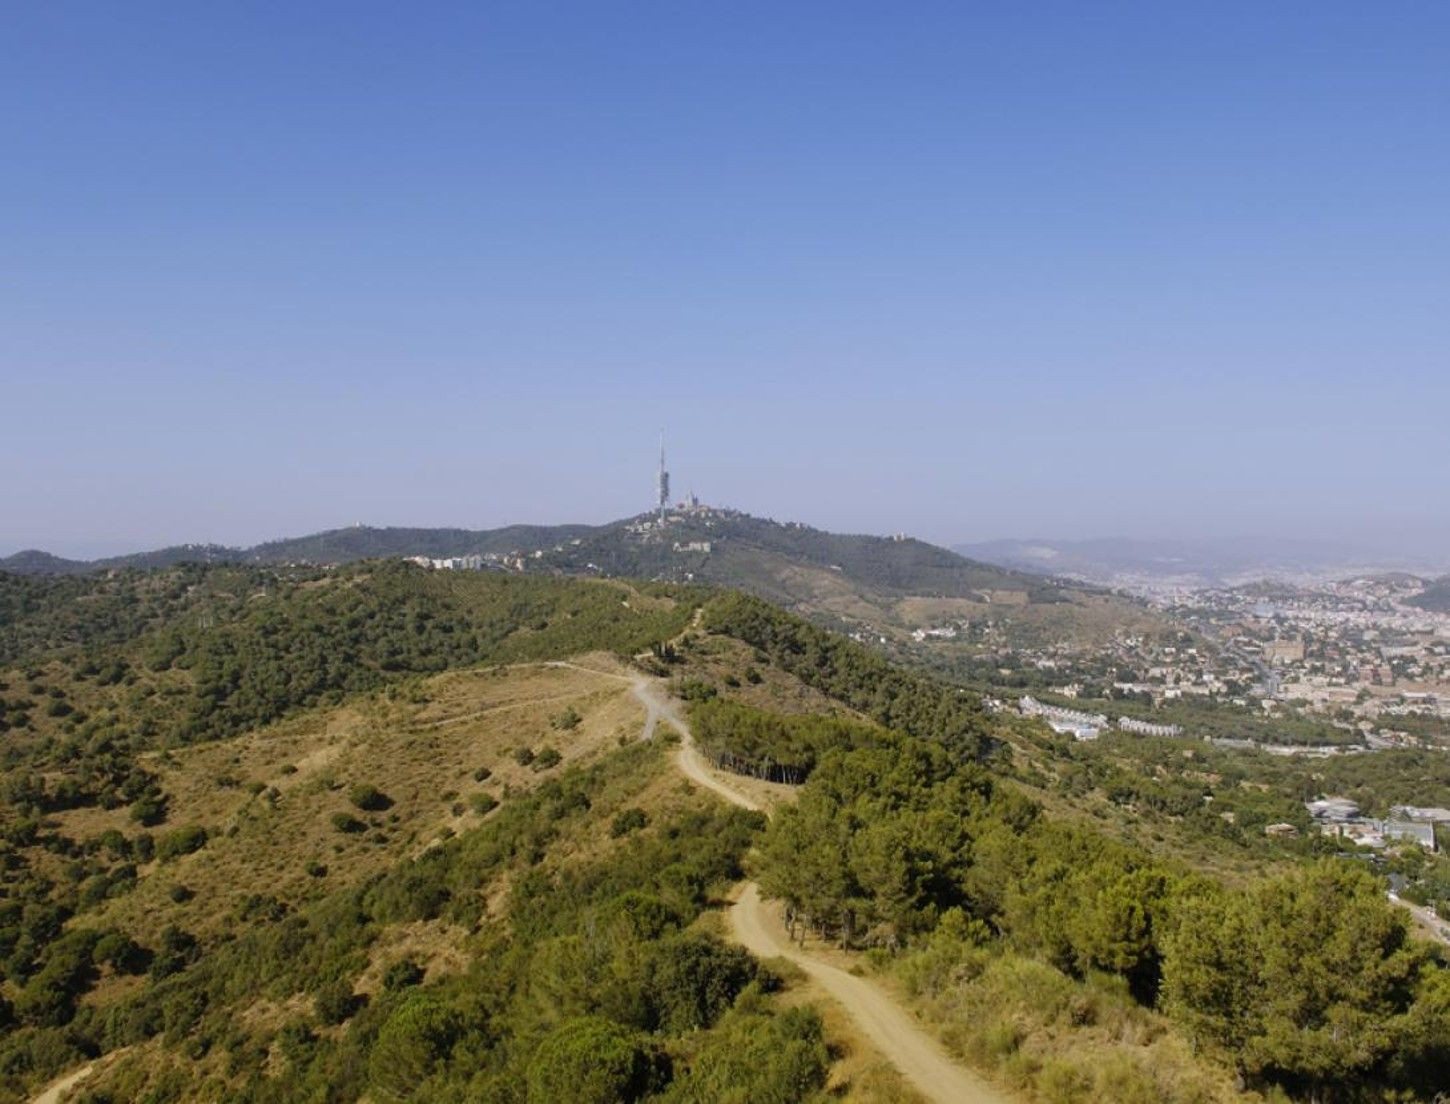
[
  {"xmin": 955, "ymin": 536, "xmax": 1450, "ymax": 590},
  {"xmin": 0, "ymin": 525, "xmax": 601, "ymax": 576},
  {"xmin": 1, "ymin": 512, "xmax": 1156, "ymax": 648}
]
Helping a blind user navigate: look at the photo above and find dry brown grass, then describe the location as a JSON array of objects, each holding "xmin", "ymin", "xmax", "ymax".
[
  {"xmin": 72, "ymin": 661, "xmax": 647, "ymax": 943},
  {"xmin": 893, "ymin": 945, "xmax": 1255, "ymax": 1104}
]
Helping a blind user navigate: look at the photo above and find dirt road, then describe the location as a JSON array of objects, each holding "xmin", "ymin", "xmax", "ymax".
[
  {"xmin": 730, "ymin": 884, "xmax": 1014, "ymax": 1104},
  {"xmin": 627, "ymin": 676, "xmax": 1015, "ymax": 1104},
  {"xmin": 29, "ymin": 1063, "xmax": 94, "ymax": 1104},
  {"xmin": 629, "ymin": 676, "xmax": 765, "ymax": 813},
  {"xmin": 1389, "ymin": 892, "xmax": 1450, "ymax": 947}
]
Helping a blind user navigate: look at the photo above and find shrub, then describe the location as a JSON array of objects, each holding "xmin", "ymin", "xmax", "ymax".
[
  {"xmin": 468, "ymin": 792, "xmax": 498, "ymax": 816},
  {"xmin": 93, "ymin": 931, "xmax": 147, "ymax": 975},
  {"xmin": 514, "ymin": 747, "xmax": 536, "ymax": 767},
  {"xmin": 156, "ymin": 825, "xmax": 208, "ymax": 862},
  {"xmin": 382, "ymin": 959, "xmax": 425, "ymax": 991},
  {"xmin": 673, "ymin": 678, "xmax": 717, "ymax": 703},
  {"xmin": 526, "ymin": 1016, "xmax": 656, "ymax": 1104},
  {"xmin": 533, "ymin": 747, "xmax": 562, "ymax": 771},
  {"xmin": 315, "ymin": 978, "xmax": 362, "ymax": 1025},
  {"xmin": 129, "ymin": 792, "xmax": 168, "ymax": 827},
  {"xmin": 610, "ymin": 808, "xmax": 649, "ymax": 838},
  {"xmin": 349, "ymin": 784, "xmax": 392, "ymax": 812},
  {"xmin": 236, "ymin": 894, "xmax": 286, "ymax": 923},
  {"xmin": 149, "ymin": 925, "xmax": 199, "ymax": 979},
  {"xmin": 472, "ymin": 766, "xmax": 492, "ymax": 782},
  {"xmin": 331, "ymin": 812, "xmax": 366, "ymax": 834},
  {"xmin": 657, "ymin": 1002, "xmax": 828, "ymax": 1102},
  {"xmin": 646, "ymin": 934, "xmax": 758, "ymax": 1033},
  {"xmin": 552, "ymin": 707, "xmax": 582, "ymax": 731},
  {"xmin": 368, "ymin": 994, "xmax": 468, "ymax": 1103}
]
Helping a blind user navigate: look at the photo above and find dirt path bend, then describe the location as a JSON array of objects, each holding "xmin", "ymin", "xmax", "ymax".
[
  {"xmin": 730, "ymin": 884, "xmax": 1014, "ymax": 1104},
  {"xmin": 624, "ymin": 676, "xmax": 1014, "ymax": 1104},
  {"xmin": 30, "ymin": 1062, "xmax": 94, "ymax": 1104}
]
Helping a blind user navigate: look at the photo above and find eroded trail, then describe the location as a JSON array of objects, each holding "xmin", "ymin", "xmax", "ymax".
[
  {"xmin": 627, "ymin": 676, "xmax": 1014, "ymax": 1104},
  {"xmin": 29, "ymin": 1064, "xmax": 94, "ymax": 1104}
]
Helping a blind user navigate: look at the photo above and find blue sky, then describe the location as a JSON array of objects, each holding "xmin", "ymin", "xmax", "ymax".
[{"xmin": 3, "ymin": 2, "xmax": 1447, "ymax": 558}]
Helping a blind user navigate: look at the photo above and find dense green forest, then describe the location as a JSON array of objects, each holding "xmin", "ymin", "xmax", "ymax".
[
  {"xmin": 750, "ymin": 731, "xmax": 1450, "ymax": 1102},
  {"xmin": 688, "ymin": 699, "xmax": 884, "ymax": 783},
  {"xmin": 700, "ymin": 592, "xmax": 993, "ymax": 760}
]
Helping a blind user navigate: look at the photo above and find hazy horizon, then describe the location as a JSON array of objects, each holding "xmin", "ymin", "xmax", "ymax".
[
  {"xmin": 8, "ymin": 503, "xmax": 1450, "ymax": 570},
  {"xmin": 4, "ymin": 5, "xmax": 1447, "ymax": 561}
]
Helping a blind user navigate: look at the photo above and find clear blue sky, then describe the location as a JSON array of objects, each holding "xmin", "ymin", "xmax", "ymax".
[{"xmin": 3, "ymin": 2, "xmax": 1447, "ymax": 558}]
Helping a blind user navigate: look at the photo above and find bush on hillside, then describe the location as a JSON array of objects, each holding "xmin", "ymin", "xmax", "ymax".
[
  {"xmin": 348, "ymin": 784, "xmax": 393, "ymax": 812},
  {"xmin": 155, "ymin": 825, "xmax": 208, "ymax": 862}
]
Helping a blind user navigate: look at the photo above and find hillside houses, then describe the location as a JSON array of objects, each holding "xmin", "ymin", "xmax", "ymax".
[{"xmin": 1306, "ymin": 795, "xmax": 1442, "ymax": 851}]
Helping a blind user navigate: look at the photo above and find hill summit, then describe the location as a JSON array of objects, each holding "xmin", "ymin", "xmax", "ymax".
[{"xmin": 3, "ymin": 509, "xmax": 1150, "ymax": 651}]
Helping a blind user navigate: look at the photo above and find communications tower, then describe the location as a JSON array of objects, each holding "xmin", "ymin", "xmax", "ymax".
[{"xmin": 655, "ymin": 431, "xmax": 670, "ymax": 522}]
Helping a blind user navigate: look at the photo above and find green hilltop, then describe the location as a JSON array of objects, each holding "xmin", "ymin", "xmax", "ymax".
[{"xmin": 2, "ymin": 510, "xmax": 1157, "ymax": 655}]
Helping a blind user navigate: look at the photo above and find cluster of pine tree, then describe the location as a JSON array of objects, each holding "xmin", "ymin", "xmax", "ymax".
[
  {"xmin": 702, "ymin": 592, "xmax": 992, "ymax": 760},
  {"xmin": 755, "ymin": 733, "xmax": 1450, "ymax": 1101}
]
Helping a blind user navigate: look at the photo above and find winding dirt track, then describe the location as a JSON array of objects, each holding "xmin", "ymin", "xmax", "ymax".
[
  {"xmin": 628, "ymin": 676, "xmax": 1015, "ymax": 1104},
  {"xmin": 29, "ymin": 663, "xmax": 1011, "ymax": 1104},
  {"xmin": 29, "ymin": 1065, "xmax": 94, "ymax": 1104}
]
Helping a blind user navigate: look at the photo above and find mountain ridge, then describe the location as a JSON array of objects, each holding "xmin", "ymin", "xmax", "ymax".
[
  {"xmin": 2, "ymin": 512, "xmax": 1154, "ymax": 653},
  {"xmin": 4, "ymin": 514, "xmax": 1061, "ymax": 593}
]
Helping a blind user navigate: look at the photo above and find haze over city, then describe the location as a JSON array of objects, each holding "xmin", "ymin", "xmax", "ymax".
[{"xmin": 4, "ymin": 3, "xmax": 1447, "ymax": 559}]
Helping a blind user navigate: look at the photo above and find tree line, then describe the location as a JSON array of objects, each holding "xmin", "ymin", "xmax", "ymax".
[
  {"xmin": 754, "ymin": 731, "xmax": 1450, "ymax": 1102},
  {"xmin": 688, "ymin": 698, "xmax": 883, "ymax": 784},
  {"xmin": 702, "ymin": 592, "xmax": 992, "ymax": 760}
]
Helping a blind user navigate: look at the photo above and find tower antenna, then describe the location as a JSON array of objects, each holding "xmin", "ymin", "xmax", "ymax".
[{"xmin": 656, "ymin": 430, "xmax": 670, "ymax": 523}]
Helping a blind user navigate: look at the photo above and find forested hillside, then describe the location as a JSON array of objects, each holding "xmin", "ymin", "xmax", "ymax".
[
  {"xmin": 720, "ymin": 718, "xmax": 1450, "ymax": 1101},
  {"xmin": 3, "ymin": 511, "xmax": 1162, "ymax": 661},
  {"xmin": 0, "ymin": 525, "xmax": 602, "ymax": 576},
  {"xmin": 2, "ymin": 562, "xmax": 1447, "ymax": 1103}
]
